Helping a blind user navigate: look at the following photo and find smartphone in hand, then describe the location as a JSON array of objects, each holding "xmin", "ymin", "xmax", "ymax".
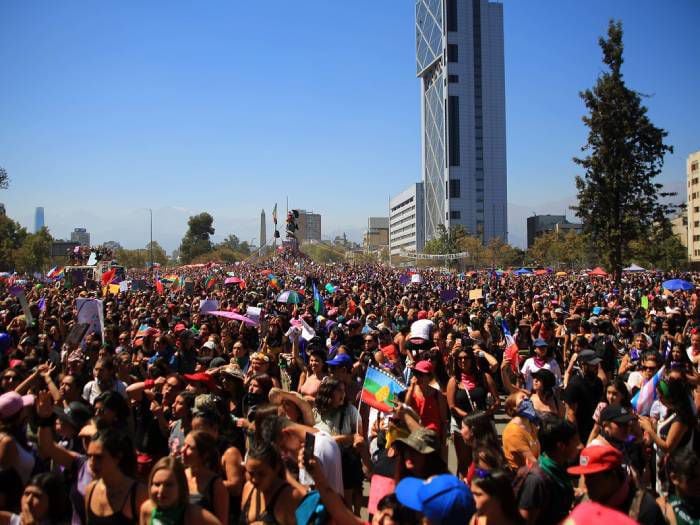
[{"xmin": 303, "ymin": 432, "xmax": 315, "ymax": 467}]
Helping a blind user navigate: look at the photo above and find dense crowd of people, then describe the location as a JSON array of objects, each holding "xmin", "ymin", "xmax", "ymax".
[{"xmin": 0, "ymin": 253, "xmax": 698, "ymax": 524}]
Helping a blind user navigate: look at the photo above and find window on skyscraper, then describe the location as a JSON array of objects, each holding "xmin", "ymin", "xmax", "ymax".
[
  {"xmin": 448, "ymin": 75, "xmax": 459, "ymax": 83},
  {"xmin": 447, "ymin": 44, "xmax": 458, "ymax": 62},
  {"xmin": 447, "ymin": 0, "xmax": 458, "ymax": 31},
  {"xmin": 448, "ymin": 96, "xmax": 460, "ymax": 166},
  {"xmin": 450, "ymin": 211, "xmax": 461, "ymax": 219},
  {"xmin": 449, "ymin": 179, "xmax": 461, "ymax": 198}
]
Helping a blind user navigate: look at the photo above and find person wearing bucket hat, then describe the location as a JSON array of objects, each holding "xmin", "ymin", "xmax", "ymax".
[
  {"xmin": 395, "ymin": 473, "xmax": 476, "ymax": 525},
  {"xmin": 567, "ymin": 445, "xmax": 664, "ymax": 524},
  {"xmin": 0, "ymin": 391, "xmax": 37, "ymax": 505}
]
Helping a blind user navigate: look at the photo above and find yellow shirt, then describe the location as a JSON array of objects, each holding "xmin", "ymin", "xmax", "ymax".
[{"xmin": 503, "ymin": 419, "xmax": 540, "ymax": 470}]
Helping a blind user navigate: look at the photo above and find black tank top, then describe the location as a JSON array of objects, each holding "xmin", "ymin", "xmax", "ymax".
[
  {"xmin": 86, "ymin": 481, "xmax": 137, "ymax": 525},
  {"xmin": 240, "ymin": 482, "xmax": 289, "ymax": 525}
]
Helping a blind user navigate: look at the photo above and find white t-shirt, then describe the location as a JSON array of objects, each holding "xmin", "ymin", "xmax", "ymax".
[
  {"xmin": 299, "ymin": 430, "xmax": 344, "ymax": 495},
  {"xmin": 686, "ymin": 346, "xmax": 700, "ymax": 372},
  {"xmin": 520, "ymin": 357, "xmax": 561, "ymax": 391},
  {"xmin": 82, "ymin": 379, "xmax": 127, "ymax": 405}
]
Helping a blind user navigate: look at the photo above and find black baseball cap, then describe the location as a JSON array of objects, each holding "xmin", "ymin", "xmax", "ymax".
[{"xmin": 599, "ymin": 405, "xmax": 636, "ymax": 424}]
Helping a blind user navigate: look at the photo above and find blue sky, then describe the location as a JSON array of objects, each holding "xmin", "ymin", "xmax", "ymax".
[{"xmin": 1, "ymin": 0, "xmax": 698, "ymax": 251}]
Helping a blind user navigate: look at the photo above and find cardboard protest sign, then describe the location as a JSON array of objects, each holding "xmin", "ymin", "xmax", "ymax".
[
  {"xmin": 16, "ymin": 291, "xmax": 34, "ymax": 326},
  {"xmin": 469, "ymin": 288, "xmax": 483, "ymax": 301}
]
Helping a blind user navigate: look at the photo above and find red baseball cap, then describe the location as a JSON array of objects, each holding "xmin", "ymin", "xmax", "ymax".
[
  {"xmin": 567, "ymin": 445, "xmax": 622, "ymax": 475},
  {"xmin": 183, "ymin": 372, "xmax": 218, "ymax": 391}
]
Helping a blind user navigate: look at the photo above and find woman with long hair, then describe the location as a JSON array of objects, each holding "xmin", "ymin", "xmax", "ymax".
[
  {"xmin": 168, "ymin": 392, "xmax": 196, "ymax": 460},
  {"xmin": 182, "ymin": 430, "xmax": 228, "ymax": 525},
  {"xmin": 84, "ymin": 429, "xmax": 147, "ymax": 525},
  {"xmin": 447, "ymin": 348, "xmax": 499, "ymax": 476},
  {"xmin": 297, "ymin": 350, "xmax": 327, "ymax": 401},
  {"xmin": 313, "ymin": 376, "xmax": 364, "ymax": 513},
  {"xmin": 459, "ymin": 411, "xmax": 502, "ymax": 481},
  {"xmin": 240, "ymin": 441, "xmax": 302, "ymax": 525},
  {"xmin": 0, "ymin": 391, "xmax": 36, "ymax": 512},
  {"xmin": 469, "ymin": 469, "xmax": 523, "ymax": 525},
  {"xmin": 0, "ymin": 472, "xmax": 70, "ymax": 525},
  {"xmin": 139, "ymin": 456, "xmax": 220, "ymax": 525},
  {"xmin": 529, "ymin": 368, "xmax": 564, "ymax": 418},
  {"xmin": 587, "ymin": 376, "xmax": 632, "ymax": 444},
  {"xmin": 639, "ymin": 378, "xmax": 697, "ymax": 495}
]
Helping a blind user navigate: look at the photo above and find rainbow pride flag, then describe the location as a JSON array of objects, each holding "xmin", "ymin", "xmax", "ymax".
[{"xmin": 361, "ymin": 366, "xmax": 406, "ymax": 413}]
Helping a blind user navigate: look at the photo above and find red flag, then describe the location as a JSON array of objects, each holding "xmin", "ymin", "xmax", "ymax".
[
  {"xmin": 155, "ymin": 279, "xmax": 164, "ymax": 295},
  {"xmin": 239, "ymin": 280, "xmax": 246, "ymax": 290},
  {"xmin": 101, "ymin": 268, "xmax": 116, "ymax": 286},
  {"xmin": 348, "ymin": 298, "xmax": 356, "ymax": 315}
]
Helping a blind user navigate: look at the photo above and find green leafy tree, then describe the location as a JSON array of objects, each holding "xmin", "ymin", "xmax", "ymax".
[
  {"xmin": 484, "ymin": 237, "xmax": 523, "ymax": 269},
  {"xmin": 301, "ymin": 243, "xmax": 345, "ymax": 263},
  {"xmin": 628, "ymin": 223, "xmax": 687, "ymax": 270},
  {"xmin": 0, "ymin": 215, "xmax": 27, "ymax": 271},
  {"xmin": 14, "ymin": 227, "xmax": 53, "ymax": 273},
  {"xmin": 179, "ymin": 212, "xmax": 215, "ymax": 263},
  {"xmin": 423, "ymin": 225, "xmax": 468, "ymax": 255},
  {"xmin": 218, "ymin": 234, "xmax": 241, "ymax": 251},
  {"xmin": 572, "ymin": 20, "xmax": 674, "ymax": 282}
]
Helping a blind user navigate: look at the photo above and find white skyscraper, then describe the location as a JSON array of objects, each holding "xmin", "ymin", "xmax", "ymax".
[{"xmin": 416, "ymin": 0, "xmax": 507, "ymax": 243}]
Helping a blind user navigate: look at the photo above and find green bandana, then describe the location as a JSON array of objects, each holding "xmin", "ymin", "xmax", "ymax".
[
  {"xmin": 658, "ymin": 380, "xmax": 670, "ymax": 399},
  {"xmin": 150, "ymin": 505, "xmax": 186, "ymax": 525},
  {"xmin": 538, "ymin": 453, "xmax": 572, "ymax": 492}
]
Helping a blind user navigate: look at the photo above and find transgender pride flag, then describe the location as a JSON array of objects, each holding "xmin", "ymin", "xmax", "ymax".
[{"xmin": 631, "ymin": 366, "xmax": 665, "ymax": 416}]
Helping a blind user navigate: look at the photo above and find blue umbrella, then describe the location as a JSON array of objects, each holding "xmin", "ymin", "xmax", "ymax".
[
  {"xmin": 514, "ymin": 268, "xmax": 532, "ymax": 276},
  {"xmin": 662, "ymin": 279, "xmax": 694, "ymax": 291}
]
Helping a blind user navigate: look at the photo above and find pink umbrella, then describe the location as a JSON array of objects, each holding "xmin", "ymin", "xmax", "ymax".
[
  {"xmin": 206, "ymin": 310, "xmax": 258, "ymax": 326},
  {"xmin": 224, "ymin": 276, "xmax": 243, "ymax": 285}
]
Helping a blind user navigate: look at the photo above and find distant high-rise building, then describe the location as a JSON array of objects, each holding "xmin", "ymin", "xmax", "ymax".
[
  {"xmin": 34, "ymin": 207, "xmax": 45, "ymax": 232},
  {"xmin": 390, "ymin": 183, "xmax": 425, "ymax": 257},
  {"xmin": 70, "ymin": 227, "xmax": 90, "ymax": 247},
  {"xmin": 526, "ymin": 214, "xmax": 582, "ymax": 248},
  {"xmin": 0, "ymin": 203, "xmax": 5, "ymax": 216},
  {"xmin": 687, "ymin": 150, "xmax": 700, "ymax": 262},
  {"xmin": 417, "ymin": 0, "xmax": 507, "ymax": 244},
  {"xmin": 260, "ymin": 209, "xmax": 267, "ymax": 248},
  {"xmin": 364, "ymin": 217, "xmax": 390, "ymax": 251},
  {"xmin": 296, "ymin": 210, "xmax": 322, "ymax": 244}
]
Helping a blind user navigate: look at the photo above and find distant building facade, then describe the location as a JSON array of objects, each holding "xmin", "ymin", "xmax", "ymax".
[
  {"xmin": 417, "ymin": 0, "xmax": 507, "ymax": 243},
  {"xmin": 34, "ymin": 207, "xmax": 45, "ymax": 232},
  {"xmin": 296, "ymin": 210, "xmax": 321, "ymax": 244},
  {"xmin": 364, "ymin": 217, "xmax": 390, "ymax": 251},
  {"xmin": 390, "ymin": 183, "xmax": 425, "ymax": 257},
  {"xmin": 671, "ymin": 211, "xmax": 688, "ymax": 248},
  {"xmin": 0, "ymin": 203, "xmax": 5, "ymax": 216},
  {"xmin": 687, "ymin": 151, "xmax": 700, "ymax": 261},
  {"xmin": 70, "ymin": 227, "xmax": 90, "ymax": 247},
  {"xmin": 527, "ymin": 214, "xmax": 582, "ymax": 248}
]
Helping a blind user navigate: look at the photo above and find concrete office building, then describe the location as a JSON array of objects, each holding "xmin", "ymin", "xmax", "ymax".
[
  {"xmin": 296, "ymin": 210, "xmax": 321, "ymax": 244},
  {"xmin": 671, "ymin": 211, "xmax": 688, "ymax": 249},
  {"xmin": 416, "ymin": 0, "xmax": 507, "ymax": 244},
  {"xmin": 70, "ymin": 227, "xmax": 90, "ymax": 247},
  {"xmin": 390, "ymin": 183, "xmax": 425, "ymax": 257},
  {"xmin": 526, "ymin": 214, "xmax": 582, "ymax": 248},
  {"xmin": 687, "ymin": 151, "xmax": 700, "ymax": 261},
  {"xmin": 34, "ymin": 207, "xmax": 45, "ymax": 232},
  {"xmin": 0, "ymin": 203, "xmax": 5, "ymax": 216},
  {"xmin": 364, "ymin": 217, "xmax": 390, "ymax": 251}
]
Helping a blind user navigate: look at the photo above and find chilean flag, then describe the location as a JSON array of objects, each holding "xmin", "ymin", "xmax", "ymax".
[
  {"xmin": 502, "ymin": 320, "xmax": 520, "ymax": 373},
  {"xmin": 632, "ymin": 366, "xmax": 665, "ymax": 416}
]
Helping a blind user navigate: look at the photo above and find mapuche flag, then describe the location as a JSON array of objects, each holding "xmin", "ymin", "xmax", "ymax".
[{"xmin": 361, "ymin": 366, "xmax": 406, "ymax": 413}]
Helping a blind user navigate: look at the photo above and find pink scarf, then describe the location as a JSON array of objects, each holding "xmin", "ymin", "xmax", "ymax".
[{"xmin": 461, "ymin": 373, "xmax": 477, "ymax": 390}]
